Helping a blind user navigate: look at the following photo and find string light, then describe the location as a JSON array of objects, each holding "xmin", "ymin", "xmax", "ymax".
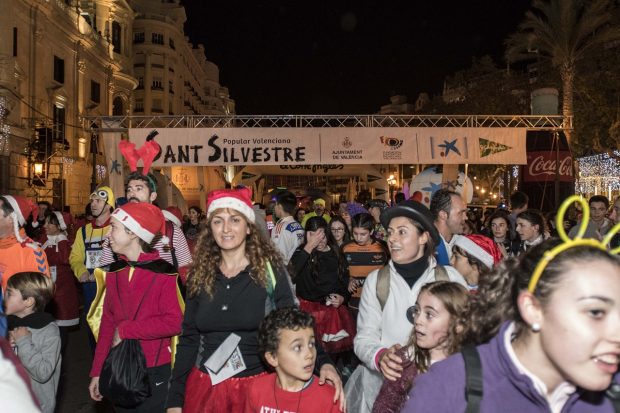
[
  {"xmin": 62, "ymin": 156, "xmax": 75, "ymax": 176},
  {"xmin": 576, "ymin": 151, "xmax": 620, "ymax": 195},
  {"xmin": 0, "ymin": 96, "xmax": 10, "ymax": 156}
]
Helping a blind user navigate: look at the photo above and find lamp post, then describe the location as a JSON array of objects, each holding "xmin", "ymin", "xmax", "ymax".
[{"xmin": 90, "ymin": 123, "xmax": 98, "ymax": 192}]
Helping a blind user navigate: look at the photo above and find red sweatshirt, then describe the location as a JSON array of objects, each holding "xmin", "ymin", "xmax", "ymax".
[{"xmin": 90, "ymin": 251, "xmax": 182, "ymax": 377}]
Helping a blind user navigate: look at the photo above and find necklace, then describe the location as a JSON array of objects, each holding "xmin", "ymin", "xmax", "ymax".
[{"xmin": 273, "ymin": 376, "xmax": 312, "ymax": 413}]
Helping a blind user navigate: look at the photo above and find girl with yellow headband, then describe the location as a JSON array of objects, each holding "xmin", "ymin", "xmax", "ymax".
[{"xmin": 402, "ymin": 235, "xmax": 620, "ymax": 412}]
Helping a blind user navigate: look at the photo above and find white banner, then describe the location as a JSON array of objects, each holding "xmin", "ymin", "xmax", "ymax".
[{"xmin": 128, "ymin": 127, "xmax": 526, "ymax": 166}]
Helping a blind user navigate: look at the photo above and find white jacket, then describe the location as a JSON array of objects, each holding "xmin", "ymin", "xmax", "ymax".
[{"xmin": 346, "ymin": 257, "xmax": 466, "ymax": 412}]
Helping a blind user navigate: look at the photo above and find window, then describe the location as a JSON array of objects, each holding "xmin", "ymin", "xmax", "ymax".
[
  {"xmin": 90, "ymin": 80, "xmax": 100, "ymax": 103},
  {"xmin": 152, "ymin": 78, "xmax": 163, "ymax": 90},
  {"xmin": 137, "ymin": 77, "xmax": 144, "ymax": 90},
  {"xmin": 53, "ymin": 56, "xmax": 64, "ymax": 84},
  {"xmin": 112, "ymin": 21, "xmax": 122, "ymax": 54},
  {"xmin": 169, "ymin": 81, "xmax": 174, "ymax": 93},
  {"xmin": 133, "ymin": 32, "xmax": 144, "ymax": 44},
  {"xmin": 135, "ymin": 99, "xmax": 144, "ymax": 112},
  {"xmin": 12, "ymin": 27, "xmax": 17, "ymax": 57},
  {"xmin": 169, "ymin": 38, "xmax": 175, "ymax": 50},
  {"xmin": 152, "ymin": 99, "xmax": 163, "ymax": 113},
  {"xmin": 53, "ymin": 104, "xmax": 65, "ymax": 142},
  {"xmin": 112, "ymin": 97, "xmax": 124, "ymax": 116},
  {"xmin": 152, "ymin": 33, "xmax": 164, "ymax": 45}
]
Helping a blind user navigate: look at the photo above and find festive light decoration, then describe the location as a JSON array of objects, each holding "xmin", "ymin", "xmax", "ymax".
[
  {"xmin": 576, "ymin": 151, "xmax": 620, "ymax": 195},
  {"xmin": 0, "ymin": 96, "xmax": 10, "ymax": 156},
  {"xmin": 62, "ymin": 156, "xmax": 75, "ymax": 176}
]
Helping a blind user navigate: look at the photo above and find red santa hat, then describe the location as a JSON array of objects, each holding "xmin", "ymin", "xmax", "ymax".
[
  {"xmin": 163, "ymin": 206, "xmax": 183, "ymax": 228},
  {"xmin": 454, "ymin": 234, "xmax": 503, "ymax": 270},
  {"xmin": 207, "ymin": 187, "xmax": 255, "ymax": 223},
  {"xmin": 2, "ymin": 195, "xmax": 38, "ymax": 242},
  {"xmin": 111, "ymin": 202, "xmax": 168, "ymax": 245},
  {"xmin": 52, "ymin": 211, "xmax": 67, "ymax": 231}
]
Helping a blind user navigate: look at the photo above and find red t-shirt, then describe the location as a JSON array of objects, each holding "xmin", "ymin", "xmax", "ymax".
[{"xmin": 244, "ymin": 373, "xmax": 339, "ymax": 413}]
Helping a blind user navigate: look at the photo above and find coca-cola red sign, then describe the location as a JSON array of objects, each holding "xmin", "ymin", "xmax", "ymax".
[{"xmin": 522, "ymin": 151, "xmax": 573, "ymax": 182}]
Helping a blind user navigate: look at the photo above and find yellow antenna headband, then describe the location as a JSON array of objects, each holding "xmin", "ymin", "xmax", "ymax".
[{"xmin": 528, "ymin": 195, "xmax": 620, "ymax": 293}]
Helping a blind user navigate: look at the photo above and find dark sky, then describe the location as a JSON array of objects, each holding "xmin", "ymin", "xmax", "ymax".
[{"xmin": 183, "ymin": 1, "xmax": 532, "ymax": 115}]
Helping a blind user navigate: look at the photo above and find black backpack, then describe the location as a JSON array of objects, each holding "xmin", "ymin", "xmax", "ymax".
[{"xmin": 461, "ymin": 345, "xmax": 620, "ymax": 413}]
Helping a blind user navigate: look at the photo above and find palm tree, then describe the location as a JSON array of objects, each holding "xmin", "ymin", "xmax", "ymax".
[{"xmin": 505, "ymin": 0, "xmax": 620, "ymax": 151}]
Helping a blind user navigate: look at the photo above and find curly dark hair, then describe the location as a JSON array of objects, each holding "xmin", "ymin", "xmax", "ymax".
[
  {"xmin": 186, "ymin": 208, "xmax": 286, "ymax": 298},
  {"xmin": 465, "ymin": 238, "xmax": 620, "ymax": 345},
  {"xmin": 258, "ymin": 307, "xmax": 315, "ymax": 356}
]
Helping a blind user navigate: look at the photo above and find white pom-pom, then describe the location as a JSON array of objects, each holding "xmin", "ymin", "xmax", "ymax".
[
  {"xmin": 32, "ymin": 221, "xmax": 39, "ymax": 228},
  {"xmin": 161, "ymin": 236, "xmax": 170, "ymax": 246}
]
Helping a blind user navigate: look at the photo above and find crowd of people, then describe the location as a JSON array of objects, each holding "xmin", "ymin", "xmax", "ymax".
[{"xmin": 1, "ymin": 176, "xmax": 620, "ymax": 413}]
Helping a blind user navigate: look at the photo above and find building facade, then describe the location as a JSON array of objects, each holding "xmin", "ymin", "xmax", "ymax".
[{"xmin": 0, "ymin": 0, "xmax": 233, "ymax": 214}]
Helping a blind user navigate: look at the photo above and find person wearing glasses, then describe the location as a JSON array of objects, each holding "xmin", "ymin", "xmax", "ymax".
[{"xmin": 329, "ymin": 216, "xmax": 351, "ymax": 248}]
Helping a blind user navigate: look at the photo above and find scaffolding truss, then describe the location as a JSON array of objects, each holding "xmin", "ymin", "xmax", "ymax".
[{"xmin": 84, "ymin": 114, "xmax": 568, "ymax": 131}]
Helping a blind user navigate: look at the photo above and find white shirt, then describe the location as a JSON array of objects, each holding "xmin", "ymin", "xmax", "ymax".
[{"xmin": 270, "ymin": 216, "xmax": 304, "ymax": 264}]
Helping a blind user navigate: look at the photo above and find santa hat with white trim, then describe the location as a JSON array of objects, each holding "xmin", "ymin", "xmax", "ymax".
[
  {"xmin": 453, "ymin": 234, "xmax": 503, "ymax": 270},
  {"xmin": 207, "ymin": 187, "xmax": 255, "ymax": 223},
  {"xmin": 2, "ymin": 195, "xmax": 38, "ymax": 242},
  {"xmin": 111, "ymin": 202, "xmax": 169, "ymax": 245},
  {"xmin": 51, "ymin": 211, "xmax": 67, "ymax": 231}
]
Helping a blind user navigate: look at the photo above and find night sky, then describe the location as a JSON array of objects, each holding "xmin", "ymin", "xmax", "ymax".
[{"xmin": 183, "ymin": 0, "xmax": 533, "ymax": 115}]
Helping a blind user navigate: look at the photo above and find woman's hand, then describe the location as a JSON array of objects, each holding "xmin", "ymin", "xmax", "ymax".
[
  {"xmin": 89, "ymin": 377, "xmax": 103, "ymax": 401},
  {"xmin": 304, "ymin": 228, "xmax": 326, "ymax": 254},
  {"xmin": 112, "ymin": 328, "xmax": 121, "ymax": 347},
  {"xmin": 379, "ymin": 344, "xmax": 404, "ymax": 381},
  {"xmin": 348, "ymin": 279, "xmax": 359, "ymax": 293},
  {"xmin": 319, "ymin": 363, "xmax": 346, "ymax": 412},
  {"xmin": 329, "ymin": 294, "xmax": 345, "ymax": 308}
]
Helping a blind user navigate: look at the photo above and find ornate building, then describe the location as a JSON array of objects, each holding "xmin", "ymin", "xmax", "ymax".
[{"xmin": 0, "ymin": 0, "xmax": 234, "ymax": 213}]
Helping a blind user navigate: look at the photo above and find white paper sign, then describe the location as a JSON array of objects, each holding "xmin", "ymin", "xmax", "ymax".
[{"xmin": 204, "ymin": 333, "xmax": 246, "ymax": 385}]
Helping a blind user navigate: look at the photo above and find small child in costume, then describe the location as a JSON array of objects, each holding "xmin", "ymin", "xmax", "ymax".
[
  {"xmin": 244, "ymin": 307, "xmax": 339, "ymax": 413},
  {"xmin": 5, "ymin": 271, "xmax": 61, "ymax": 413},
  {"xmin": 372, "ymin": 281, "xmax": 468, "ymax": 413}
]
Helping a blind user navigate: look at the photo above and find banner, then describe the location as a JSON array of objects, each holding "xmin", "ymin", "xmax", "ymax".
[
  {"xmin": 522, "ymin": 151, "xmax": 573, "ymax": 183},
  {"xmin": 128, "ymin": 127, "xmax": 527, "ymax": 166}
]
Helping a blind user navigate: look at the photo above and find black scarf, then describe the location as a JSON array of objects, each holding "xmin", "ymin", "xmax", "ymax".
[
  {"xmin": 393, "ymin": 255, "xmax": 430, "ymax": 288},
  {"xmin": 7, "ymin": 312, "xmax": 55, "ymax": 330}
]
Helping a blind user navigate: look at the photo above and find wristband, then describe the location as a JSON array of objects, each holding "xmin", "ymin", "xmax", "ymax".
[{"xmin": 375, "ymin": 348, "xmax": 388, "ymax": 370}]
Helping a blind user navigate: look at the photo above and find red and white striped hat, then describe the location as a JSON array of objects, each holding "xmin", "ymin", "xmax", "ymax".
[
  {"xmin": 111, "ymin": 202, "xmax": 169, "ymax": 245},
  {"xmin": 207, "ymin": 187, "xmax": 255, "ymax": 223}
]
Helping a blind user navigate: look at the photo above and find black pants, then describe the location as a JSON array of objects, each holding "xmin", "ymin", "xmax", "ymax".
[{"xmin": 114, "ymin": 363, "xmax": 171, "ymax": 413}]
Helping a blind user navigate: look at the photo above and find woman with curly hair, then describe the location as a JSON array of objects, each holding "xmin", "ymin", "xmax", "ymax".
[{"xmin": 166, "ymin": 188, "xmax": 344, "ymax": 413}]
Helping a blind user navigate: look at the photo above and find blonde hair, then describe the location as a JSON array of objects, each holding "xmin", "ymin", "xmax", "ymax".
[
  {"xmin": 186, "ymin": 208, "xmax": 285, "ymax": 298},
  {"xmin": 7, "ymin": 272, "xmax": 55, "ymax": 312}
]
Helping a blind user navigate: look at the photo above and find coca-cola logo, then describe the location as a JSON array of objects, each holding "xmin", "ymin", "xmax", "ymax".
[{"xmin": 528, "ymin": 155, "xmax": 573, "ymax": 177}]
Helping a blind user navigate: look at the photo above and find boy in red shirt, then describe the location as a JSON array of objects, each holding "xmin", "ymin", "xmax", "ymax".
[{"xmin": 245, "ymin": 307, "xmax": 339, "ymax": 413}]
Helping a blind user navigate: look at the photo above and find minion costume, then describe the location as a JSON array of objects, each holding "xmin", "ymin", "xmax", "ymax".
[{"xmin": 69, "ymin": 186, "xmax": 114, "ymax": 347}]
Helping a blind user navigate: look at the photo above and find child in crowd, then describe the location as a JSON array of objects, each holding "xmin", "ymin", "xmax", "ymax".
[
  {"xmin": 244, "ymin": 307, "xmax": 339, "ymax": 413},
  {"xmin": 403, "ymin": 197, "xmax": 620, "ymax": 412},
  {"xmin": 88, "ymin": 202, "xmax": 182, "ymax": 412},
  {"xmin": 41, "ymin": 211, "xmax": 80, "ymax": 352},
  {"xmin": 450, "ymin": 234, "xmax": 503, "ymax": 292},
  {"xmin": 5, "ymin": 271, "xmax": 61, "ymax": 413},
  {"xmin": 343, "ymin": 213, "xmax": 389, "ymax": 318},
  {"xmin": 372, "ymin": 281, "xmax": 469, "ymax": 413}
]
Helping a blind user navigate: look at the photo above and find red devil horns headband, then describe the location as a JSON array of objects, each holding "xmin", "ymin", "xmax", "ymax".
[{"xmin": 119, "ymin": 130, "xmax": 160, "ymax": 174}]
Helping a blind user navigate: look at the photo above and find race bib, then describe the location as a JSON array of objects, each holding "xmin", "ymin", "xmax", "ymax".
[
  {"xmin": 204, "ymin": 333, "xmax": 246, "ymax": 384},
  {"xmin": 50, "ymin": 266, "xmax": 57, "ymax": 282},
  {"xmin": 85, "ymin": 249, "xmax": 103, "ymax": 270}
]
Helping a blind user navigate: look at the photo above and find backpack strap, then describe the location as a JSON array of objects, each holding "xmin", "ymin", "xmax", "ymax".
[
  {"xmin": 462, "ymin": 344, "xmax": 483, "ymax": 413},
  {"xmin": 266, "ymin": 261, "xmax": 277, "ymax": 309},
  {"xmin": 165, "ymin": 220, "xmax": 179, "ymax": 270},
  {"xmin": 376, "ymin": 265, "xmax": 391, "ymax": 311},
  {"xmin": 606, "ymin": 382, "xmax": 620, "ymax": 413},
  {"xmin": 434, "ymin": 264, "xmax": 449, "ymax": 282}
]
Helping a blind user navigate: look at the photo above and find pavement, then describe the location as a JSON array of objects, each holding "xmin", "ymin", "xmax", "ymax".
[{"xmin": 56, "ymin": 321, "xmax": 114, "ymax": 413}]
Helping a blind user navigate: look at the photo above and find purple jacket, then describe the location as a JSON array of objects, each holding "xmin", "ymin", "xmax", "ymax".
[{"xmin": 402, "ymin": 322, "xmax": 619, "ymax": 413}]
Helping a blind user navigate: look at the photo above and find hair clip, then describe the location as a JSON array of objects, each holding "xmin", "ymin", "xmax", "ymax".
[
  {"xmin": 528, "ymin": 195, "xmax": 620, "ymax": 293},
  {"xmin": 119, "ymin": 130, "xmax": 160, "ymax": 174}
]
